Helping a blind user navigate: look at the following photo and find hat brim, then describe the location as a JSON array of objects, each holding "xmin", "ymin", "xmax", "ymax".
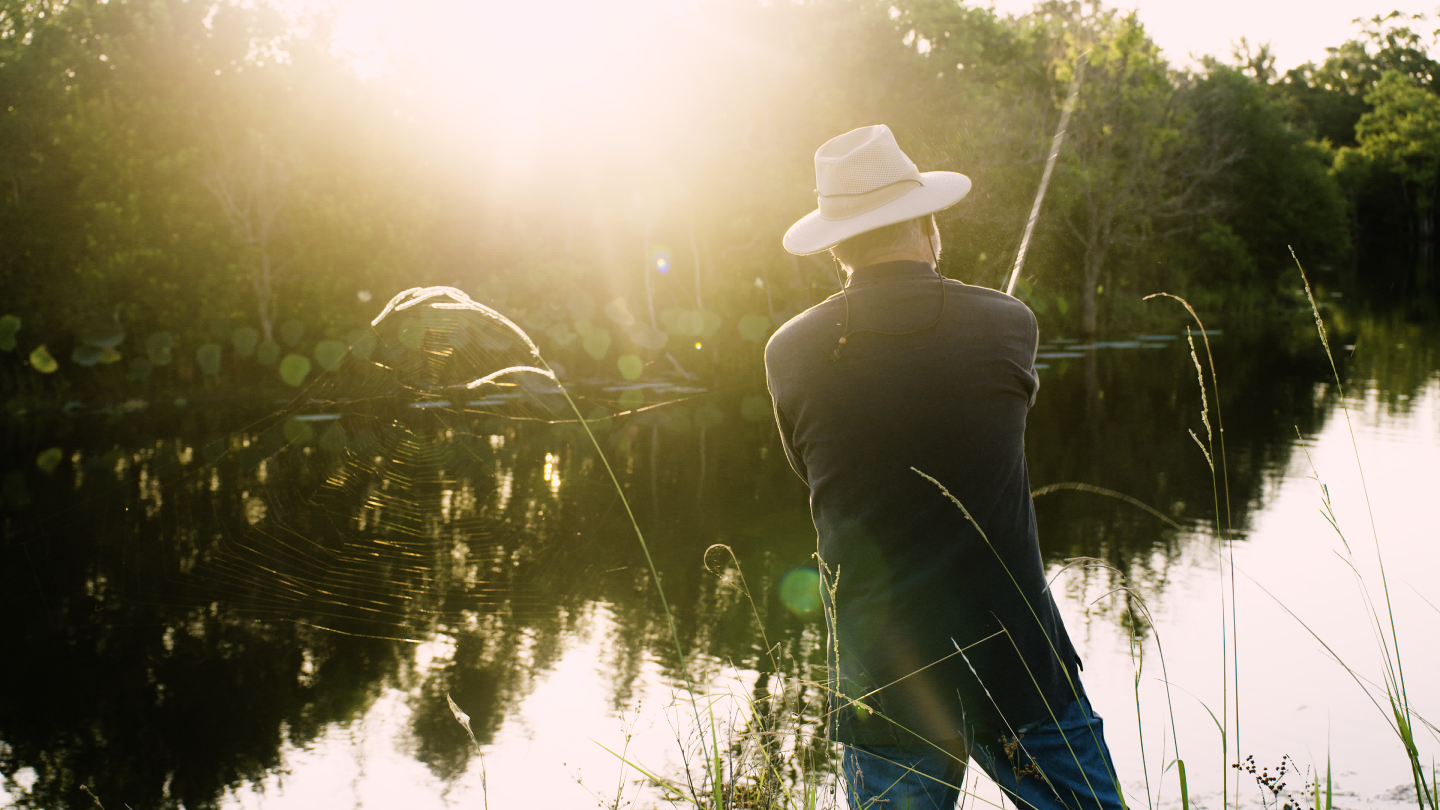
[{"xmin": 782, "ymin": 171, "xmax": 972, "ymax": 256}]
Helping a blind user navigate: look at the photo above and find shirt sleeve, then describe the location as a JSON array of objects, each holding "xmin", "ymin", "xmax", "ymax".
[
  {"xmin": 1024, "ymin": 304, "xmax": 1041, "ymax": 409},
  {"xmin": 765, "ymin": 370, "xmax": 809, "ymax": 483}
]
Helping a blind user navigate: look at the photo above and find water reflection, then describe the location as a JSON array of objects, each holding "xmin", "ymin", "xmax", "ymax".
[{"xmin": 1, "ymin": 304, "xmax": 1436, "ymax": 809}]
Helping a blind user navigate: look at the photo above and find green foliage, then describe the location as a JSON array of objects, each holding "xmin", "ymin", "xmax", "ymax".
[
  {"xmin": 1338, "ymin": 71, "xmax": 1440, "ymax": 218},
  {"xmin": 0, "ymin": 0, "xmax": 1416, "ymax": 390},
  {"xmin": 1190, "ymin": 65, "xmax": 1350, "ymax": 286}
]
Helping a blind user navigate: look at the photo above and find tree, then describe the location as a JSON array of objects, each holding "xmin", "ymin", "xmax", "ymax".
[
  {"xmin": 1055, "ymin": 7, "xmax": 1239, "ymax": 334},
  {"xmin": 1191, "ymin": 63, "xmax": 1350, "ymax": 287},
  {"xmin": 1336, "ymin": 70, "xmax": 1440, "ymax": 241},
  {"xmin": 204, "ymin": 131, "xmax": 291, "ymax": 344}
]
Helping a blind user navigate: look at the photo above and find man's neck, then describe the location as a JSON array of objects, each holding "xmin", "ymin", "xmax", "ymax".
[{"xmin": 861, "ymin": 248, "xmax": 935, "ymax": 268}]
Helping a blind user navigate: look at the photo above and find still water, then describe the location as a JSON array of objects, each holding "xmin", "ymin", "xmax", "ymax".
[{"xmin": 2, "ymin": 294, "xmax": 1437, "ymax": 810}]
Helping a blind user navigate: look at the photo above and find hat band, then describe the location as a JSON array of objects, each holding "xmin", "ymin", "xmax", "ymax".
[{"xmin": 817, "ymin": 178, "xmax": 922, "ymax": 221}]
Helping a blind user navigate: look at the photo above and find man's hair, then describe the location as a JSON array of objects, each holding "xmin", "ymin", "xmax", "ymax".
[{"xmin": 829, "ymin": 215, "xmax": 940, "ymax": 272}]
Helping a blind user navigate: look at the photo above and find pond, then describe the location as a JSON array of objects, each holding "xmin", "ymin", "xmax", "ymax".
[{"xmin": 2, "ymin": 289, "xmax": 1437, "ymax": 810}]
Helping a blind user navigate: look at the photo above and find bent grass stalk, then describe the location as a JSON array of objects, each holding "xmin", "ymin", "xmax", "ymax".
[{"xmin": 1145, "ymin": 292, "xmax": 1239, "ymax": 809}]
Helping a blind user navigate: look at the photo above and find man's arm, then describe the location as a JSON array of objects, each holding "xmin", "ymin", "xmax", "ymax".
[{"xmin": 765, "ymin": 371, "xmax": 809, "ymax": 483}]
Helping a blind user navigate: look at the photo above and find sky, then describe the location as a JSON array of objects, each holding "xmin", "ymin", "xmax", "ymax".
[{"xmin": 987, "ymin": 0, "xmax": 1439, "ymax": 70}]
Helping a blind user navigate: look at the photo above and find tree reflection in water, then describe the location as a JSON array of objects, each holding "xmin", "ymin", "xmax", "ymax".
[{"xmin": 2, "ymin": 297, "xmax": 1435, "ymax": 809}]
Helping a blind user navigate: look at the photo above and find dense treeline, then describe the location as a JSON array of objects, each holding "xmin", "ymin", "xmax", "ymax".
[{"xmin": 0, "ymin": 0, "xmax": 1432, "ymax": 398}]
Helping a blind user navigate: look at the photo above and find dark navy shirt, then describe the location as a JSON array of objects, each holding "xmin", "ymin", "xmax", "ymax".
[{"xmin": 764, "ymin": 260, "xmax": 1080, "ymax": 748}]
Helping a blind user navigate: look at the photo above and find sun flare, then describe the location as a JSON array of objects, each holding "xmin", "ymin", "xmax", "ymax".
[{"xmin": 319, "ymin": 0, "xmax": 702, "ymax": 161}]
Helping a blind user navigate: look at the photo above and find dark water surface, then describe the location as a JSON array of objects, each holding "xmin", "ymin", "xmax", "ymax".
[{"xmin": 3, "ymin": 298, "xmax": 1438, "ymax": 809}]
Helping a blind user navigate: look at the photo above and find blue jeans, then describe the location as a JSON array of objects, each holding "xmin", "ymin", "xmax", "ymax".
[{"xmin": 841, "ymin": 691, "xmax": 1123, "ymax": 810}]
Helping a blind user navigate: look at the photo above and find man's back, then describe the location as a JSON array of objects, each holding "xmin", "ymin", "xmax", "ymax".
[{"xmin": 765, "ymin": 260, "xmax": 1080, "ymax": 746}]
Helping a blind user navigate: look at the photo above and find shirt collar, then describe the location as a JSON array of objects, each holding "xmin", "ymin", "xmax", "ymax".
[{"xmin": 846, "ymin": 260, "xmax": 941, "ymax": 288}]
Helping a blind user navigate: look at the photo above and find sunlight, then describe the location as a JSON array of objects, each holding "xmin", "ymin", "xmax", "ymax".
[{"xmin": 319, "ymin": 0, "xmax": 697, "ymax": 162}]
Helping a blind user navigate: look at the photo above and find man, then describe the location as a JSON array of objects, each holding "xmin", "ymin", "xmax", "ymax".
[{"xmin": 764, "ymin": 125, "xmax": 1124, "ymax": 810}]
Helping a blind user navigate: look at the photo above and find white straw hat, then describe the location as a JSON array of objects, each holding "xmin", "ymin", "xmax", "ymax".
[{"xmin": 783, "ymin": 125, "xmax": 971, "ymax": 256}]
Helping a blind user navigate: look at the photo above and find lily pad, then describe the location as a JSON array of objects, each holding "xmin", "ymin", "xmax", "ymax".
[
  {"xmin": 256, "ymin": 340, "xmax": 281, "ymax": 366},
  {"xmin": 0, "ymin": 314, "xmax": 19, "ymax": 352},
  {"xmin": 676, "ymin": 310, "xmax": 705, "ymax": 336},
  {"xmin": 580, "ymin": 325, "xmax": 611, "ymax": 360},
  {"xmin": 280, "ymin": 318, "xmax": 306, "ymax": 347},
  {"xmin": 72, "ymin": 344, "xmax": 121, "ymax": 367},
  {"xmin": 313, "ymin": 339, "xmax": 348, "ymax": 372},
  {"xmin": 28, "ymin": 345, "xmax": 58, "ymax": 374},
  {"xmin": 282, "ymin": 417, "xmax": 316, "ymax": 445},
  {"xmin": 617, "ymin": 354, "xmax": 644, "ymax": 380},
  {"xmin": 279, "ymin": 353, "xmax": 312, "ymax": 387},
  {"xmin": 697, "ymin": 310, "xmax": 722, "ymax": 338},
  {"xmin": 545, "ymin": 323, "xmax": 578, "ymax": 348},
  {"xmin": 79, "ymin": 314, "xmax": 125, "ymax": 349},
  {"xmin": 629, "ymin": 326, "xmax": 668, "ymax": 350},
  {"xmin": 145, "ymin": 332, "xmax": 174, "ymax": 366},
  {"xmin": 232, "ymin": 327, "xmax": 260, "ymax": 357},
  {"xmin": 196, "ymin": 343, "xmax": 223, "ymax": 375},
  {"xmin": 36, "ymin": 447, "xmax": 63, "ymax": 473},
  {"xmin": 604, "ymin": 297, "xmax": 636, "ymax": 328},
  {"xmin": 738, "ymin": 314, "xmax": 772, "ymax": 343}
]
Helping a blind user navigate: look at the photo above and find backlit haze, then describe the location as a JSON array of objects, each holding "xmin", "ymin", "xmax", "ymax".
[
  {"xmin": 285, "ymin": 0, "xmax": 1435, "ymax": 194},
  {"xmin": 291, "ymin": 0, "xmax": 727, "ymax": 191}
]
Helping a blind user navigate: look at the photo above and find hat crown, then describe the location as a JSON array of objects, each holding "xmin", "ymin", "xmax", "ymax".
[{"xmin": 814, "ymin": 125, "xmax": 922, "ymax": 197}]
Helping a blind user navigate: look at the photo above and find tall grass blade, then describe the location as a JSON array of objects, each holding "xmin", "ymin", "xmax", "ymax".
[{"xmin": 1179, "ymin": 759, "xmax": 1190, "ymax": 810}]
